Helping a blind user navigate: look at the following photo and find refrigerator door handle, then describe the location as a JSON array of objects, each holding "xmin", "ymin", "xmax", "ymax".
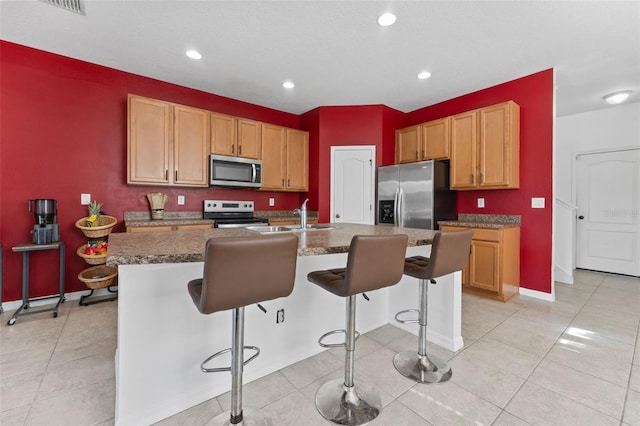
[
  {"xmin": 394, "ymin": 188, "xmax": 400, "ymax": 226},
  {"xmin": 397, "ymin": 188, "xmax": 404, "ymax": 227}
]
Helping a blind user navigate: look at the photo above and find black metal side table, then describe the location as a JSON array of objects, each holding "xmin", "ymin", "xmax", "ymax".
[{"xmin": 8, "ymin": 241, "xmax": 66, "ymax": 325}]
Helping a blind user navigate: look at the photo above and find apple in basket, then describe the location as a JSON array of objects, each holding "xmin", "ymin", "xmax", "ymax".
[{"xmin": 84, "ymin": 240, "xmax": 108, "ymax": 256}]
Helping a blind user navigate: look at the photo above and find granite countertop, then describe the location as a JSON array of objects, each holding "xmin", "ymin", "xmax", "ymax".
[
  {"xmin": 106, "ymin": 223, "xmax": 436, "ymax": 265},
  {"xmin": 124, "ymin": 212, "xmax": 213, "ymax": 228},
  {"xmin": 439, "ymin": 213, "xmax": 521, "ymax": 229},
  {"xmin": 124, "ymin": 210, "xmax": 319, "ymax": 227}
]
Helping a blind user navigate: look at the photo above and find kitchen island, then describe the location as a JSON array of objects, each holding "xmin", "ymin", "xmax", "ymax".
[{"xmin": 107, "ymin": 223, "xmax": 463, "ymax": 425}]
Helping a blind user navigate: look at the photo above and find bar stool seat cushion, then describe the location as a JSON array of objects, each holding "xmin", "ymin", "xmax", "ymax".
[{"xmin": 403, "ymin": 256, "xmax": 430, "ymax": 278}]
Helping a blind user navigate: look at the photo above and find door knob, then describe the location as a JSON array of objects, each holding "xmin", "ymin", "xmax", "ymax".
[
  {"xmin": 336, "ymin": 214, "xmax": 341, "ymax": 218},
  {"xmin": 578, "ymin": 215, "xmax": 585, "ymax": 220}
]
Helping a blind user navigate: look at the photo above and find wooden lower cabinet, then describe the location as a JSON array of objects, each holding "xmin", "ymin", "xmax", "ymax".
[
  {"xmin": 126, "ymin": 223, "xmax": 213, "ymax": 233},
  {"xmin": 440, "ymin": 225, "xmax": 520, "ymax": 302}
]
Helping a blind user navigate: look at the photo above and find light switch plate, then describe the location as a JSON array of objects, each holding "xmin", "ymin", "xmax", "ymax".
[
  {"xmin": 269, "ymin": 198, "xmax": 275, "ymax": 207},
  {"xmin": 531, "ymin": 197, "xmax": 545, "ymax": 208},
  {"xmin": 178, "ymin": 195, "xmax": 185, "ymax": 205},
  {"xmin": 81, "ymin": 193, "xmax": 91, "ymax": 205},
  {"xmin": 477, "ymin": 198, "xmax": 485, "ymax": 208}
]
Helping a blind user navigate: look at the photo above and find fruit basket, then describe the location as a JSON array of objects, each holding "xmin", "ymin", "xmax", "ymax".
[
  {"xmin": 76, "ymin": 243, "xmax": 107, "ymax": 265},
  {"xmin": 78, "ymin": 265, "xmax": 118, "ymax": 290},
  {"xmin": 75, "ymin": 215, "xmax": 117, "ymax": 238}
]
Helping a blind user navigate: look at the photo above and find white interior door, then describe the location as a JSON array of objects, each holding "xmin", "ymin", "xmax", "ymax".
[
  {"xmin": 575, "ymin": 148, "xmax": 640, "ymax": 276},
  {"xmin": 331, "ymin": 146, "xmax": 375, "ymax": 224}
]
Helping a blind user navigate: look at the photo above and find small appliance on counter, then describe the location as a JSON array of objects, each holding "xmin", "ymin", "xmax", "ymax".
[
  {"xmin": 203, "ymin": 200, "xmax": 269, "ymax": 228},
  {"xmin": 28, "ymin": 198, "xmax": 60, "ymax": 244}
]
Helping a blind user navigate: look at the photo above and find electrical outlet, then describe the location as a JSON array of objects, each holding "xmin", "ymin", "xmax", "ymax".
[
  {"xmin": 276, "ymin": 309, "xmax": 284, "ymax": 324},
  {"xmin": 531, "ymin": 197, "xmax": 545, "ymax": 208},
  {"xmin": 477, "ymin": 198, "xmax": 485, "ymax": 208},
  {"xmin": 81, "ymin": 194, "xmax": 91, "ymax": 205},
  {"xmin": 269, "ymin": 198, "xmax": 275, "ymax": 207},
  {"xmin": 178, "ymin": 195, "xmax": 185, "ymax": 205}
]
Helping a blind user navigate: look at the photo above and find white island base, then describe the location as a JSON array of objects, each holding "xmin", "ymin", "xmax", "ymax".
[{"xmin": 115, "ymin": 245, "xmax": 462, "ymax": 425}]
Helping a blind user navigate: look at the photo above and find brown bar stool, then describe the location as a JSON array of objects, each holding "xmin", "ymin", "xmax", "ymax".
[
  {"xmin": 307, "ymin": 234, "xmax": 408, "ymax": 426},
  {"xmin": 393, "ymin": 229, "xmax": 473, "ymax": 383},
  {"xmin": 187, "ymin": 234, "xmax": 298, "ymax": 426}
]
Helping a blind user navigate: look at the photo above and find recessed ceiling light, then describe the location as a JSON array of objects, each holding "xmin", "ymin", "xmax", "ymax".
[
  {"xmin": 377, "ymin": 12, "xmax": 396, "ymax": 27},
  {"xmin": 185, "ymin": 50, "xmax": 202, "ymax": 60},
  {"xmin": 417, "ymin": 71, "xmax": 432, "ymax": 80},
  {"xmin": 282, "ymin": 81, "xmax": 295, "ymax": 89},
  {"xmin": 603, "ymin": 90, "xmax": 631, "ymax": 105}
]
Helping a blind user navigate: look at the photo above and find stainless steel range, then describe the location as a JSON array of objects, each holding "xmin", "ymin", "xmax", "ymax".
[{"xmin": 203, "ymin": 200, "xmax": 269, "ymax": 228}]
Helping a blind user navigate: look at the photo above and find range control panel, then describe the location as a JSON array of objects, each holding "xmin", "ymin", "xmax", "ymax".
[{"xmin": 203, "ymin": 200, "xmax": 254, "ymax": 213}]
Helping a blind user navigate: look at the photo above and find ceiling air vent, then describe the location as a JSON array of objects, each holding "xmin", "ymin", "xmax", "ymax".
[{"xmin": 40, "ymin": 0, "xmax": 85, "ymax": 15}]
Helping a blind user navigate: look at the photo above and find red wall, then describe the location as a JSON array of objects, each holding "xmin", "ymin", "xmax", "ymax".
[
  {"xmin": 0, "ymin": 41, "xmax": 306, "ymax": 301},
  {"xmin": 406, "ymin": 69, "xmax": 555, "ymax": 293},
  {"xmin": 301, "ymin": 105, "xmax": 404, "ymax": 221}
]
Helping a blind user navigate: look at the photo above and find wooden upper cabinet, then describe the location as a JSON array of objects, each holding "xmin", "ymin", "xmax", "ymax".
[
  {"xmin": 450, "ymin": 110, "xmax": 478, "ymax": 189},
  {"xmin": 236, "ymin": 118, "xmax": 261, "ymax": 159},
  {"xmin": 260, "ymin": 126, "xmax": 308, "ymax": 192},
  {"xmin": 210, "ymin": 112, "xmax": 236, "ymax": 157},
  {"xmin": 423, "ymin": 117, "xmax": 450, "ymax": 160},
  {"xmin": 478, "ymin": 101, "xmax": 520, "ymax": 189},
  {"xmin": 210, "ymin": 115, "xmax": 261, "ymax": 159},
  {"xmin": 450, "ymin": 101, "xmax": 520, "ymax": 190},
  {"xmin": 128, "ymin": 94, "xmax": 208, "ymax": 187},
  {"xmin": 260, "ymin": 124, "xmax": 287, "ymax": 190},
  {"xmin": 285, "ymin": 128, "xmax": 309, "ymax": 191},
  {"xmin": 396, "ymin": 118, "xmax": 450, "ymax": 164},
  {"xmin": 173, "ymin": 105, "xmax": 209, "ymax": 187},
  {"xmin": 128, "ymin": 95, "xmax": 171, "ymax": 185},
  {"xmin": 396, "ymin": 125, "xmax": 421, "ymax": 164}
]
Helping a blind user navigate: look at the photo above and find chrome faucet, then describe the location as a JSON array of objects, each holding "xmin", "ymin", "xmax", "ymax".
[{"xmin": 293, "ymin": 198, "xmax": 309, "ymax": 229}]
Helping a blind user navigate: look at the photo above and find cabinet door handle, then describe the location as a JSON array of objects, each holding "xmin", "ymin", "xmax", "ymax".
[
  {"xmin": 175, "ymin": 170, "xmax": 178, "ymax": 181},
  {"xmin": 471, "ymin": 174, "xmax": 474, "ymax": 184},
  {"xmin": 231, "ymin": 145, "xmax": 235, "ymax": 154},
  {"xmin": 282, "ymin": 178, "xmax": 284, "ymax": 187},
  {"xmin": 479, "ymin": 173, "xmax": 483, "ymax": 184},
  {"xmin": 165, "ymin": 170, "xmax": 169, "ymax": 181},
  {"xmin": 239, "ymin": 145, "xmax": 242, "ymax": 155},
  {"xmin": 421, "ymin": 149, "xmax": 425, "ymax": 159},
  {"xmin": 415, "ymin": 151, "xmax": 418, "ymax": 160},
  {"xmin": 287, "ymin": 178, "xmax": 290, "ymax": 187}
]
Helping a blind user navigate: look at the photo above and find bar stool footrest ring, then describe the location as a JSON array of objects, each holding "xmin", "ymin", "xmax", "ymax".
[
  {"xmin": 201, "ymin": 345, "xmax": 261, "ymax": 373},
  {"xmin": 394, "ymin": 309, "xmax": 419, "ymax": 324},
  {"xmin": 318, "ymin": 329, "xmax": 361, "ymax": 348}
]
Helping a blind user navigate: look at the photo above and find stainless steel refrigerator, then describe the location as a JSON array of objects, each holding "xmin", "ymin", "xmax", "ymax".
[{"xmin": 376, "ymin": 160, "xmax": 456, "ymax": 229}]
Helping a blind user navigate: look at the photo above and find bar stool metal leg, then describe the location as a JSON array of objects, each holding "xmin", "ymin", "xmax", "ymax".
[
  {"xmin": 393, "ymin": 279, "xmax": 452, "ymax": 383},
  {"xmin": 208, "ymin": 307, "xmax": 272, "ymax": 426},
  {"xmin": 315, "ymin": 296, "xmax": 381, "ymax": 425}
]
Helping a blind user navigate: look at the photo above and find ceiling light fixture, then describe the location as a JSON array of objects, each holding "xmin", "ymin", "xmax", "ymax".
[
  {"xmin": 282, "ymin": 81, "xmax": 295, "ymax": 89},
  {"xmin": 417, "ymin": 71, "xmax": 431, "ymax": 80},
  {"xmin": 603, "ymin": 90, "xmax": 632, "ymax": 105},
  {"xmin": 377, "ymin": 12, "xmax": 396, "ymax": 27},
  {"xmin": 185, "ymin": 50, "xmax": 202, "ymax": 60}
]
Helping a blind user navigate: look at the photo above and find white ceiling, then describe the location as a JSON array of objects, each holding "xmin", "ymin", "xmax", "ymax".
[{"xmin": 1, "ymin": 0, "xmax": 639, "ymax": 117}]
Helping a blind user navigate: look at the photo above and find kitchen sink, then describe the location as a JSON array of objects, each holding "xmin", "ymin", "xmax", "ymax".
[
  {"xmin": 285, "ymin": 224, "xmax": 336, "ymax": 231},
  {"xmin": 245, "ymin": 224, "xmax": 336, "ymax": 233}
]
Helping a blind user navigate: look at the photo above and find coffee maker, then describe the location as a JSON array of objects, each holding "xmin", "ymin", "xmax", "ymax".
[{"xmin": 28, "ymin": 199, "xmax": 60, "ymax": 244}]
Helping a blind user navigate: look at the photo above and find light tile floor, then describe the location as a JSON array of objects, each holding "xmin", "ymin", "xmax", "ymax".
[{"xmin": 1, "ymin": 269, "xmax": 638, "ymax": 425}]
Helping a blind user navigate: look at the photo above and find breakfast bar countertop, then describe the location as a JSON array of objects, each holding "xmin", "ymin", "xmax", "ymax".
[{"xmin": 106, "ymin": 223, "xmax": 437, "ymax": 265}]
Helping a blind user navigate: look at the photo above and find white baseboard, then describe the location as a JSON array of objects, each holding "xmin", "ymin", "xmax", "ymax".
[
  {"xmin": 1, "ymin": 288, "xmax": 113, "ymax": 312},
  {"xmin": 519, "ymin": 287, "xmax": 555, "ymax": 302},
  {"xmin": 554, "ymin": 265, "xmax": 574, "ymax": 284}
]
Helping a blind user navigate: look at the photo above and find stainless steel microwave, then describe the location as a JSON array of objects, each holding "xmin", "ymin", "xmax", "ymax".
[{"xmin": 209, "ymin": 154, "xmax": 262, "ymax": 188}]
